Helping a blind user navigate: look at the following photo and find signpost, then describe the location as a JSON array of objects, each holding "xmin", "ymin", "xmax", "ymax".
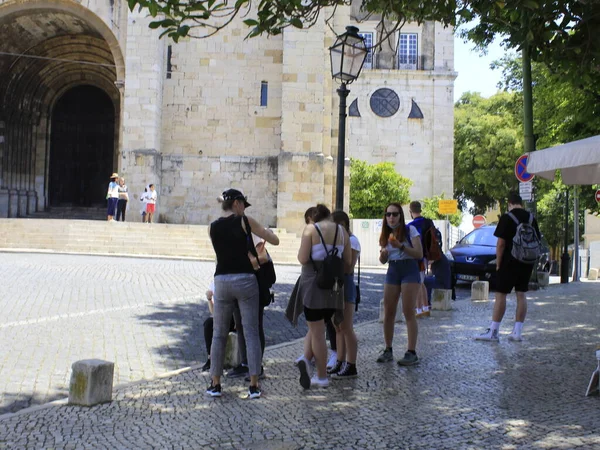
[
  {"xmin": 438, "ymin": 200, "xmax": 458, "ymax": 251},
  {"xmin": 515, "ymin": 155, "xmax": 535, "ymax": 183},
  {"xmin": 438, "ymin": 200, "xmax": 458, "ymax": 215},
  {"xmin": 519, "ymin": 181, "xmax": 533, "ymax": 201},
  {"xmin": 596, "ymin": 189, "xmax": 600, "ymax": 204},
  {"xmin": 472, "ymin": 215, "xmax": 486, "ymax": 229}
]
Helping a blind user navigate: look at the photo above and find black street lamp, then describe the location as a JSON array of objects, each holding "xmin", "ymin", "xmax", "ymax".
[
  {"xmin": 329, "ymin": 25, "xmax": 368, "ymax": 212},
  {"xmin": 560, "ymin": 189, "xmax": 570, "ymax": 284}
]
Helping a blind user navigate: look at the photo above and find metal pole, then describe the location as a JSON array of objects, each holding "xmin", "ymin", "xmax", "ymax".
[
  {"xmin": 335, "ymin": 82, "xmax": 349, "ymax": 212},
  {"xmin": 560, "ymin": 189, "xmax": 570, "ymax": 284},
  {"xmin": 573, "ymin": 186, "xmax": 580, "ymax": 281}
]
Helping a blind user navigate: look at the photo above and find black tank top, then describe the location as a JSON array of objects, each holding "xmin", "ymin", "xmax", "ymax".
[{"xmin": 210, "ymin": 214, "xmax": 254, "ymax": 276}]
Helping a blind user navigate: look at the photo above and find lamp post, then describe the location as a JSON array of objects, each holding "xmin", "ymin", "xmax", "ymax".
[
  {"xmin": 329, "ymin": 26, "xmax": 368, "ymax": 212},
  {"xmin": 560, "ymin": 189, "xmax": 570, "ymax": 284}
]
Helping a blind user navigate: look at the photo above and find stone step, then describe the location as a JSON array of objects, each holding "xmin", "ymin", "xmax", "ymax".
[{"xmin": 0, "ymin": 218, "xmax": 302, "ymax": 264}]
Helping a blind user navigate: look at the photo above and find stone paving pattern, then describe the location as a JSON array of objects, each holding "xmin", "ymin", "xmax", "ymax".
[
  {"xmin": 0, "ymin": 253, "xmax": 401, "ymax": 415},
  {"xmin": 0, "ymin": 253, "xmax": 599, "ymax": 448}
]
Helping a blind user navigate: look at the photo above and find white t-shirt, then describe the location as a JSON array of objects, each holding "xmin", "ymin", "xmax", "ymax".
[
  {"xmin": 107, "ymin": 182, "xmax": 119, "ymax": 199},
  {"xmin": 146, "ymin": 190, "xmax": 157, "ymax": 205},
  {"xmin": 386, "ymin": 225, "xmax": 420, "ymax": 261},
  {"xmin": 349, "ymin": 234, "xmax": 361, "ymax": 254}
]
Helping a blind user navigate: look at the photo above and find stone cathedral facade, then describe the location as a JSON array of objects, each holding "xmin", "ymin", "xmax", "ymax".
[{"xmin": 0, "ymin": 0, "xmax": 455, "ymax": 231}]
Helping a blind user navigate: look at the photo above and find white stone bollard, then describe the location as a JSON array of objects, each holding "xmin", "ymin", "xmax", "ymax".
[
  {"xmin": 588, "ymin": 268, "xmax": 599, "ymax": 281},
  {"xmin": 224, "ymin": 332, "xmax": 240, "ymax": 369},
  {"xmin": 538, "ymin": 271, "xmax": 550, "ymax": 287},
  {"xmin": 431, "ymin": 289, "xmax": 452, "ymax": 311},
  {"xmin": 69, "ymin": 359, "xmax": 114, "ymax": 406},
  {"xmin": 471, "ymin": 281, "xmax": 489, "ymax": 301},
  {"xmin": 378, "ymin": 299, "xmax": 403, "ymax": 323}
]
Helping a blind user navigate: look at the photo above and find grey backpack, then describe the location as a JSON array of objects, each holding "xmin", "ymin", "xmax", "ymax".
[{"xmin": 508, "ymin": 212, "xmax": 540, "ymax": 265}]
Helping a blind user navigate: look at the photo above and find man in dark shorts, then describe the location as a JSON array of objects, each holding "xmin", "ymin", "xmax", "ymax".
[{"xmin": 475, "ymin": 193, "xmax": 541, "ymax": 342}]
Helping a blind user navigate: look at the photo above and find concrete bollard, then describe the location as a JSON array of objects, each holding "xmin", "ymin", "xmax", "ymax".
[
  {"xmin": 224, "ymin": 332, "xmax": 240, "ymax": 369},
  {"xmin": 69, "ymin": 359, "xmax": 114, "ymax": 406},
  {"xmin": 471, "ymin": 281, "xmax": 489, "ymax": 301},
  {"xmin": 378, "ymin": 299, "xmax": 403, "ymax": 323},
  {"xmin": 538, "ymin": 271, "xmax": 550, "ymax": 288},
  {"xmin": 589, "ymin": 268, "xmax": 599, "ymax": 281},
  {"xmin": 431, "ymin": 289, "xmax": 452, "ymax": 311}
]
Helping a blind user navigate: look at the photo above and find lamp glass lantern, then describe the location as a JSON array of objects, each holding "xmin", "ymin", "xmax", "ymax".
[{"xmin": 330, "ymin": 26, "xmax": 368, "ymax": 83}]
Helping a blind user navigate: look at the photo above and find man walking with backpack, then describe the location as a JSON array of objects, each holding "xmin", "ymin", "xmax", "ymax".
[
  {"xmin": 475, "ymin": 193, "xmax": 541, "ymax": 342},
  {"xmin": 408, "ymin": 201, "xmax": 441, "ymax": 317}
]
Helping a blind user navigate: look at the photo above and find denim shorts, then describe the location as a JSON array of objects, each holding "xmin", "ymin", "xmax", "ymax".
[
  {"xmin": 344, "ymin": 274, "xmax": 356, "ymax": 304},
  {"xmin": 385, "ymin": 259, "xmax": 421, "ymax": 285}
]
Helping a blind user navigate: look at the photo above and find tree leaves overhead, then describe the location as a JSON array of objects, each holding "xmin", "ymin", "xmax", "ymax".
[{"xmin": 349, "ymin": 159, "xmax": 412, "ymax": 219}]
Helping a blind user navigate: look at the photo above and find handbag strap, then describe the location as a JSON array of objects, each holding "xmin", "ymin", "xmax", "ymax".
[{"xmin": 242, "ymin": 215, "xmax": 260, "ymax": 268}]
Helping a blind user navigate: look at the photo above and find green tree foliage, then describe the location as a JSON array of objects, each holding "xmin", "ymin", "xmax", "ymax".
[
  {"xmin": 454, "ymin": 91, "xmax": 523, "ymax": 214},
  {"xmin": 421, "ymin": 194, "xmax": 462, "ymax": 227},
  {"xmin": 349, "ymin": 158, "xmax": 411, "ymax": 219}
]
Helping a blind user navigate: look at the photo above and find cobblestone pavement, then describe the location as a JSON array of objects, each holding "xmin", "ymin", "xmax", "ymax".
[
  {"xmin": 1, "ymin": 280, "xmax": 599, "ymax": 449},
  {"xmin": 2, "ymin": 252, "xmax": 459, "ymax": 415}
]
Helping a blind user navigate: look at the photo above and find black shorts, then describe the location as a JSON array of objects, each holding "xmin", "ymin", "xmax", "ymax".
[
  {"xmin": 496, "ymin": 259, "xmax": 534, "ymax": 294},
  {"xmin": 304, "ymin": 307, "xmax": 336, "ymax": 323}
]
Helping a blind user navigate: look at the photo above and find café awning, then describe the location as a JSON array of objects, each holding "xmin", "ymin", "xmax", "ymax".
[{"xmin": 526, "ymin": 135, "xmax": 600, "ymax": 185}]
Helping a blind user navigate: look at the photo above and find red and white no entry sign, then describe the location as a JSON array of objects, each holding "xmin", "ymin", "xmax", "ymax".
[
  {"xmin": 596, "ymin": 189, "xmax": 600, "ymax": 204},
  {"xmin": 472, "ymin": 215, "xmax": 486, "ymax": 228}
]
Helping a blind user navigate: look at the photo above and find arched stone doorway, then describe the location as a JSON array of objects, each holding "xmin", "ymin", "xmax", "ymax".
[
  {"xmin": 49, "ymin": 85, "xmax": 115, "ymax": 207},
  {"xmin": 0, "ymin": 0, "xmax": 125, "ymax": 217}
]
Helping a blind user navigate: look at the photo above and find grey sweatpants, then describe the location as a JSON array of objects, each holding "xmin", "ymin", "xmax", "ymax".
[{"xmin": 211, "ymin": 273, "xmax": 262, "ymax": 377}]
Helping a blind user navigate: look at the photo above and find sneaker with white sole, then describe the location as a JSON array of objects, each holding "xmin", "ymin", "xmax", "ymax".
[
  {"xmin": 326, "ymin": 351, "xmax": 338, "ymax": 370},
  {"xmin": 327, "ymin": 360, "xmax": 343, "ymax": 375},
  {"xmin": 474, "ymin": 328, "xmax": 500, "ymax": 342},
  {"xmin": 507, "ymin": 332, "xmax": 523, "ymax": 342},
  {"xmin": 310, "ymin": 375, "xmax": 329, "ymax": 388},
  {"xmin": 205, "ymin": 384, "xmax": 222, "ymax": 397},
  {"xmin": 332, "ymin": 363, "xmax": 358, "ymax": 379},
  {"xmin": 297, "ymin": 359, "xmax": 311, "ymax": 390},
  {"xmin": 248, "ymin": 385, "xmax": 261, "ymax": 399}
]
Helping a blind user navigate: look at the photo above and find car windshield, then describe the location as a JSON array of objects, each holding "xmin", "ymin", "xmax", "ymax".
[{"xmin": 460, "ymin": 227, "xmax": 497, "ymax": 247}]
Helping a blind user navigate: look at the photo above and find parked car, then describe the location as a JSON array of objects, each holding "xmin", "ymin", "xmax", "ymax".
[{"xmin": 447, "ymin": 224, "xmax": 550, "ymax": 286}]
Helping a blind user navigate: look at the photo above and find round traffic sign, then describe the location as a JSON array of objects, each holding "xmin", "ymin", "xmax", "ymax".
[
  {"xmin": 596, "ymin": 189, "xmax": 600, "ymax": 204},
  {"xmin": 472, "ymin": 215, "xmax": 486, "ymax": 229},
  {"xmin": 515, "ymin": 155, "xmax": 535, "ymax": 183}
]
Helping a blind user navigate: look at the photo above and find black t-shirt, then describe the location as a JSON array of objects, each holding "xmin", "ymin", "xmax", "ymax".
[
  {"xmin": 210, "ymin": 214, "xmax": 254, "ymax": 276},
  {"xmin": 494, "ymin": 208, "xmax": 541, "ymax": 264}
]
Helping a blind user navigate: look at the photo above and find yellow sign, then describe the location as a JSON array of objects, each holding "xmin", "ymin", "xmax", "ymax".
[{"xmin": 438, "ymin": 199, "xmax": 458, "ymax": 215}]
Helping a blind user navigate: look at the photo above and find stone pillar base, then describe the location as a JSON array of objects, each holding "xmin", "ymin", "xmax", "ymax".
[
  {"xmin": 8, "ymin": 189, "xmax": 18, "ymax": 218},
  {"xmin": 69, "ymin": 359, "xmax": 114, "ymax": 406},
  {"xmin": 27, "ymin": 191, "xmax": 38, "ymax": 215},
  {"xmin": 471, "ymin": 281, "xmax": 489, "ymax": 301},
  {"xmin": 0, "ymin": 189, "xmax": 9, "ymax": 218},
  {"xmin": 17, "ymin": 190, "xmax": 28, "ymax": 217},
  {"xmin": 431, "ymin": 289, "xmax": 452, "ymax": 311}
]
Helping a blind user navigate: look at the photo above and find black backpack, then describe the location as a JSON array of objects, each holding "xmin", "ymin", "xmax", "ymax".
[{"xmin": 311, "ymin": 225, "xmax": 344, "ymax": 291}]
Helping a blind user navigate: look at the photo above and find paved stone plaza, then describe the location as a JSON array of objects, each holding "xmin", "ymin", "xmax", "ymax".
[
  {"xmin": 0, "ymin": 253, "xmax": 599, "ymax": 448},
  {"xmin": 0, "ymin": 252, "xmax": 401, "ymax": 415}
]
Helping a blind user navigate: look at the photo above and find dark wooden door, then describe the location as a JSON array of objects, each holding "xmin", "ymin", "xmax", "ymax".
[{"xmin": 50, "ymin": 85, "xmax": 115, "ymax": 207}]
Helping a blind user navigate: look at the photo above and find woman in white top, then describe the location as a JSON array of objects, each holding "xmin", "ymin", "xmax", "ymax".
[
  {"xmin": 377, "ymin": 202, "xmax": 423, "ymax": 366},
  {"xmin": 106, "ymin": 173, "xmax": 119, "ymax": 221},
  {"xmin": 295, "ymin": 204, "xmax": 351, "ymax": 390}
]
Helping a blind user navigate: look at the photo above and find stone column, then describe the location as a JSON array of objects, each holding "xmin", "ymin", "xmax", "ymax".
[{"xmin": 120, "ymin": 10, "xmax": 165, "ymax": 201}]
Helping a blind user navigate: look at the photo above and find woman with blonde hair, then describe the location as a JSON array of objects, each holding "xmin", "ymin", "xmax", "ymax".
[{"xmin": 377, "ymin": 202, "xmax": 423, "ymax": 366}]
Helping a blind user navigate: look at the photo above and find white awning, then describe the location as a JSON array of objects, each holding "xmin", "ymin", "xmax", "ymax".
[{"xmin": 526, "ymin": 135, "xmax": 600, "ymax": 185}]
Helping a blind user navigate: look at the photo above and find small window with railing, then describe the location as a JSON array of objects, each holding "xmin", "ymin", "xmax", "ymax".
[
  {"xmin": 358, "ymin": 32, "xmax": 375, "ymax": 69},
  {"xmin": 398, "ymin": 33, "xmax": 418, "ymax": 70}
]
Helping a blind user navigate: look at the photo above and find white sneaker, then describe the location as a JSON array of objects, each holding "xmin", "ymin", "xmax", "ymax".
[
  {"xmin": 310, "ymin": 375, "xmax": 329, "ymax": 389},
  {"xmin": 474, "ymin": 328, "xmax": 499, "ymax": 342},
  {"xmin": 326, "ymin": 351, "xmax": 338, "ymax": 370},
  {"xmin": 507, "ymin": 332, "xmax": 523, "ymax": 342}
]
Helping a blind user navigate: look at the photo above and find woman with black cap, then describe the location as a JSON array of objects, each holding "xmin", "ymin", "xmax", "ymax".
[{"xmin": 207, "ymin": 188, "xmax": 279, "ymax": 399}]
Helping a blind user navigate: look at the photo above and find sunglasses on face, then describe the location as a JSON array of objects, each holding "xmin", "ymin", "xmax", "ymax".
[{"xmin": 385, "ymin": 212, "xmax": 400, "ymax": 217}]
